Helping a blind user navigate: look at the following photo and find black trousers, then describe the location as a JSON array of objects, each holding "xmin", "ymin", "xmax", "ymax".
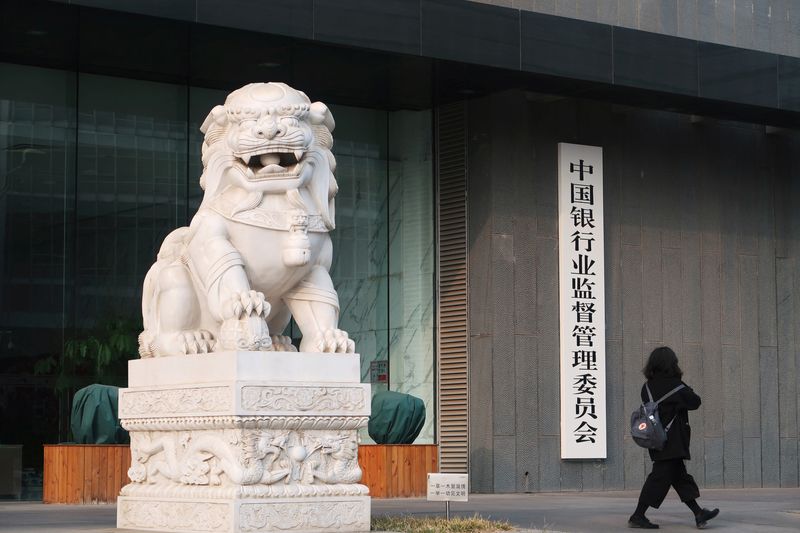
[{"xmin": 639, "ymin": 459, "xmax": 700, "ymax": 508}]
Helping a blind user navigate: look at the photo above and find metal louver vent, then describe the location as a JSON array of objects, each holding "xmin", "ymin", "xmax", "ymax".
[{"xmin": 436, "ymin": 102, "xmax": 469, "ymax": 473}]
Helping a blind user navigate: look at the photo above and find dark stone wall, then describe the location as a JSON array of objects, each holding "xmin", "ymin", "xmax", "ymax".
[
  {"xmin": 467, "ymin": 90, "xmax": 800, "ymax": 492},
  {"xmin": 471, "ymin": 0, "xmax": 800, "ymax": 59}
]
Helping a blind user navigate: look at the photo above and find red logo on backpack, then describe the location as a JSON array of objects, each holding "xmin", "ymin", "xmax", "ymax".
[{"xmin": 638, "ymin": 422, "xmax": 648, "ymax": 431}]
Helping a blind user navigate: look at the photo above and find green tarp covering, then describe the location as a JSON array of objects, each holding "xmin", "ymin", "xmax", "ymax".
[
  {"xmin": 368, "ymin": 390, "xmax": 426, "ymax": 444},
  {"xmin": 70, "ymin": 384, "xmax": 129, "ymax": 444}
]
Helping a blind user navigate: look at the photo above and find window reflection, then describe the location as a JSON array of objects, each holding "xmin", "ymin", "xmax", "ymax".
[
  {"xmin": 0, "ymin": 63, "xmax": 76, "ymax": 500},
  {"xmin": 75, "ymin": 75, "xmax": 188, "ymax": 325}
]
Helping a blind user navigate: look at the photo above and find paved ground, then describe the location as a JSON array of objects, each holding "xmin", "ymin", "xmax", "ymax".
[{"xmin": 0, "ymin": 488, "xmax": 798, "ymax": 532}]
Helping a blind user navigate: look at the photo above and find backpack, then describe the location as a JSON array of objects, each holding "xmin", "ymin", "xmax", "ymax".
[{"xmin": 630, "ymin": 383, "xmax": 685, "ymax": 451}]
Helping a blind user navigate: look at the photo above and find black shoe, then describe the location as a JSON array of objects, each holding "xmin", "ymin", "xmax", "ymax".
[
  {"xmin": 695, "ymin": 508, "xmax": 719, "ymax": 529},
  {"xmin": 628, "ymin": 514, "xmax": 659, "ymax": 529}
]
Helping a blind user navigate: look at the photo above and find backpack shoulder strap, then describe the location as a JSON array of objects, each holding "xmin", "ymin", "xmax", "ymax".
[
  {"xmin": 644, "ymin": 383, "xmax": 654, "ymax": 403},
  {"xmin": 655, "ymin": 384, "xmax": 686, "ymax": 405},
  {"xmin": 665, "ymin": 416, "xmax": 679, "ymax": 431}
]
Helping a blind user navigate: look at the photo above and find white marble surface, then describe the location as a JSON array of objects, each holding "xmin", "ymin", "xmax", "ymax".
[
  {"xmin": 119, "ymin": 351, "xmax": 371, "ymax": 533},
  {"xmin": 117, "ymin": 496, "xmax": 370, "ymax": 533},
  {"xmin": 127, "ymin": 351, "xmax": 362, "ymax": 387},
  {"xmin": 119, "ymin": 381, "xmax": 371, "ymax": 419},
  {"xmin": 139, "ymin": 82, "xmax": 354, "ymax": 358}
]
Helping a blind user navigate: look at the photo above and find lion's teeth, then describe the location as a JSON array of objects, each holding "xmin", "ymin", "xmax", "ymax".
[
  {"xmin": 241, "ymin": 154, "xmax": 251, "ymax": 165},
  {"xmin": 293, "ymin": 150, "xmax": 304, "ymax": 162}
]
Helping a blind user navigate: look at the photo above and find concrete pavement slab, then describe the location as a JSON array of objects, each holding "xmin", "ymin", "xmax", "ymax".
[
  {"xmin": 0, "ymin": 488, "xmax": 798, "ymax": 532},
  {"xmin": 372, "ymin": 489, "xmax": 800, "ymax": 532}
]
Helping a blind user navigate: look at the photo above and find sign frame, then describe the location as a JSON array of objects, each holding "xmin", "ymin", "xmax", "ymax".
[
  {"xmin": 557, "ymin": 142, "xmax": 607, "ymax": 459},
  {"xmin": 426, "ymin": 473, "xmax": 468, "ymax": 502}
]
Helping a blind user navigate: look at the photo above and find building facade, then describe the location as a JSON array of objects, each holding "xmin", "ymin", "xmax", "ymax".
[{"xmin": 0, "ymin": 0, "xmax": 798, "ymax": 498}]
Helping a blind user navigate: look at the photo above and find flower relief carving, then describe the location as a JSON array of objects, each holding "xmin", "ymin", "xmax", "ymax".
[
  {"xmin": 121, "ymin": 386, "xmax": 231, "ymax": 416},
  {"xmin": 240, "ymin": 386, "xmax": 365, "ymax": 412},
  {"xmin": 121, "ymin": 415, "xmax": 370, "ymax": 432},
  {"xmin": 119, "ymin": 500, "xmax": 230, "ymax": 532},
  {"xmin": 239, "ymin": 502, "xmax": 365, "ymax": 531}
]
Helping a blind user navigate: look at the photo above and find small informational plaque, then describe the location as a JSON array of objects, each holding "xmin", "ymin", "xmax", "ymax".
[
  {"xmin": 427, "ymin": 473, "xmax": 468, "ymax": 502},
  {"xmin": 369, "ymin": 360, "xmax": 388, "ymax": 383}
]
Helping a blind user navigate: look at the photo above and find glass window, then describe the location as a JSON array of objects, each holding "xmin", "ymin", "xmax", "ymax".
[
  {"xmin": 388, "ymin": 110, "xmax": 435, "ymax": 443},
  {"xmin": 327, "ymin": 105, "xmax": 435, "ymax": 444},
  {"xmin": 75, "ymin": 74, "xmax": 188, "ymax": 328},
  {"xmin": 0, "ymin": 63, "xmax": 76, "ymax": 500},
  {"xmin": 328, "ymin": 104, "xmax": 390, "ymax": 386}
]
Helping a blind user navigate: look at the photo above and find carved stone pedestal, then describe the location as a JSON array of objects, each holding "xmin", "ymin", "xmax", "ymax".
[{"xmin": 116, "ymin": 352, "xmax": 371, "ymax": 533}]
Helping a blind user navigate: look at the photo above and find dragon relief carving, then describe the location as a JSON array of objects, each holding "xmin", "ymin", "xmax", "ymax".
[
  {"xmin": 138, "ymin": 82, "xmax": 355, "ymax": 357},
  {"xmin": 128, "ymin": 429, "xmax": 362, "ymax": 489}
]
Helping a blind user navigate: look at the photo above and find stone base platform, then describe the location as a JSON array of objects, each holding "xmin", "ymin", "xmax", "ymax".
[
  {"xmin": 117, "ymin": 496, "xmax": 370, "ymax": 533},
  {"xmin": 117, "ymin": 351, "xmax": 371, "ymax": 533}
]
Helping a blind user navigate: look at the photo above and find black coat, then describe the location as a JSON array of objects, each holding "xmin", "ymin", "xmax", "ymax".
[{"xmin": 640, "ymin": 377, "xmax": 701, "ymax": 461}]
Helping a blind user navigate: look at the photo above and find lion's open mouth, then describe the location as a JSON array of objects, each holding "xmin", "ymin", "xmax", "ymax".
[{"xmin": 236, "ymin": 149, "xmax": 305, "ymax": 179}]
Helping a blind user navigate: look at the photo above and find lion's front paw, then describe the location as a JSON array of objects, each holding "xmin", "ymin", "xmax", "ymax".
[
  {"xmin": 306, "ymin": 329, "xmax": 355, "ymax": 353},
  {"xmin": 227, "ymin": 290, "xmax": 270, "ymax": 320},
  {"xmin": 270, "ymin": 335, "xmax": 297, "ymax": 352},
  {"xmin": 182, "ymin": 330, "xmax": 216, "ymax": 354},
  {"xmin": 219, "ymin": 315, "xmax": 272, "ymax": 352},
  {"xmin": 159, "ymin": 330, "xmax": 216, "ymax": 355},
  {"xmin": 217, "ymin": 291, "xmax": 273, "ymax": 352}
]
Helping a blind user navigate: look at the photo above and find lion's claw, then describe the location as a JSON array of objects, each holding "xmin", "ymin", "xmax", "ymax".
[
  {"xmin": 308, "ymin": 329, "xmax": 354, "ymax": 353},
  {"xmin": 228, "ymin": 290, "xmax": 270, "ymax": 320},
  {"xmin": 165, "ymin": 330, "xmax": 215, "ymax": 355},
  {"xmin": 270, "ymin": 335, "xmax": 297, "ymax": 352}
]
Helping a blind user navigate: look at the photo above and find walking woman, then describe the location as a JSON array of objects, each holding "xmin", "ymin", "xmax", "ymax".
[{"xmin": 628, "ymin": 347, "xmax": 719, "ymax": 529}]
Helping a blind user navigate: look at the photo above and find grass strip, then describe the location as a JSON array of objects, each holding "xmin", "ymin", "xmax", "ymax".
[{"xmin": 372, "ymin": 514, "xmax": 514, "ymax": 533}]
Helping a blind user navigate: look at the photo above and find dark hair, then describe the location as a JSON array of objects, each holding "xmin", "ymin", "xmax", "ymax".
[{"xmin": 643, "ymin": 346, "xmax": 683, "ymax": 380}]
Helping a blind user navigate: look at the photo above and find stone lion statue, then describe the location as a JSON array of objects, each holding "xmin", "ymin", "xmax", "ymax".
[{"xmin": 139, "ymin": 83, "xmax": 354, "ymax": 357}]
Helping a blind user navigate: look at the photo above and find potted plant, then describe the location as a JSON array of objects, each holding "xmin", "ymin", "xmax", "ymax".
[
  {"xmin": 36, "ymin": 318, "xmax": 139, "ymax": 503},
  {"xmin": 34, "ymin": 317, "xmax": 139, "ymax": 394}
]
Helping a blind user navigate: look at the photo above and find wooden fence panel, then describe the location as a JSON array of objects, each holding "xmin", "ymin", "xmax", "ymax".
[
  {"xmin": 42, "ymin": 445, "xmax": 55, "ymax": 503},
  {"xmin": 83, "ymin": 446, "xmax": 95, "ymax": 504},
  {"xmin": 67, "ymin": 445, "xmax": 84, "ymax": 503},
  {"xmin": 365, "ymin": 444, "xmax": 390, "ymax": 497},
  {"xmin": 43, "ymin": 445, "xmax": 130, "ymax": 504},
  {"xmin": 44, "ymin": 444, "xmax": 438, "ymax": 502},
  {"xmin": 358, "ymin": 444, "xmax": 438, "ymax": 498}
]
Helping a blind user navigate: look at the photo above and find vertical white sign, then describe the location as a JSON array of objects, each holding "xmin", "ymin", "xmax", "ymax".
[{"xmin": 558, "ymin": 143, "xmax": 606, "ymax": 459}]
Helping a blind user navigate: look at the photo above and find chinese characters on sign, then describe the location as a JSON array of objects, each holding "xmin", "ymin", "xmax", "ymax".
[
  {"xmin": 369, "ymin": 360, "xmax": 388, "ymax": 384},
  {"xmin": 558, "ymin": 143, "xmax": 607, "ymax": 459},
  {"xmin": 427, "ymin": 473, "xmax": 469, "ymax": 502}
]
